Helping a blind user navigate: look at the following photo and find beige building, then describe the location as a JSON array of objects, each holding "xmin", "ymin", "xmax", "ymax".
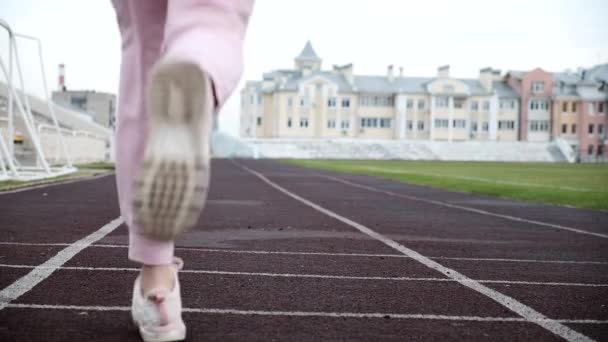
[
  {"xmin": 240, "ymin": 41, "xmax": 519, "ymax": 142},
  {"xmin": 52, "ymin": 90, "xmax": 116, "ymax": 129}
]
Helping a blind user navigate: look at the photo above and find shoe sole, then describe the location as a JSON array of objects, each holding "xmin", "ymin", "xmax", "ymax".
[
  {"xmin": 135, "ymin": 320, "xmax": 186, "ymax": 342},
  {"xmin": 133, "ymin": 61, "xmax": 212, "ymax": 241}
]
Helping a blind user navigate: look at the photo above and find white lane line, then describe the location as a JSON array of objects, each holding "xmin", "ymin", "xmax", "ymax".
[
  {"xmin": 321, "ymin": 174, "xmax": 608, "ymax": 239},
  {"xmin": 0, "ymin": 172, "xmax": 114, "ymax": 195},
  {"xmin": 6, "ymin": 303, "xmax": 608, "ymax": 324},
  {"xmin": 1, "ymin": 241, "xmax": 607, "ymax": 266},
  {"xmin": 1, "ymin": 263, "xmax": 606, "ymax": 288},
  {"xmin": 0, "ymin": 217, "xmax": 124, "ymax": 311},
  {"xmin": 236, "ymin": 162, "xmax": 594, "ymax": 342}
]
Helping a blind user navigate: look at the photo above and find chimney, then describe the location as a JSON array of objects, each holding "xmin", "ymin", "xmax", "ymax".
[
  {"xmin": 58, "ymin": 64, "xmax": 66, "ymax": 91},
  {"xmin": 437, "ymin": 65, "xmax": 450, "ymax": 78},
  {"xmin": 479, "ymin": 67, "xmax": 494, "ymax": 91},
  {"xmin": 492, "ymin": 69, "xmax": 502, "ymax": 81},
  {"xmin": 399, "ymin": 66, "xmax": 404, "ymax": 78},
  {"xmin": 387, "ymin": 64, "xmax": 394, "ymax": 83},
  {"xmin": 333, "ymin": 63, "xmax": 354, "ymax": 85}
]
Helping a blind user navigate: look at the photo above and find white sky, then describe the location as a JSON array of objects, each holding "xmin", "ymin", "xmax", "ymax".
[{"xmin": 2, "ymin": 0, "xmax": 608, "ymax": 136}]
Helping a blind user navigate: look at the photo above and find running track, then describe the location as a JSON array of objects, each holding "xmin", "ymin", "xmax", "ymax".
[{"xmin": 0, "ymin": 159, "xmax": 607, "ymax": 341}]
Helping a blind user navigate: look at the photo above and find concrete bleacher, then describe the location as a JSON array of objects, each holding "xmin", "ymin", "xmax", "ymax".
[{"xmin": 212, "ymin": 134, "xmax": 568, "ymax": 162}]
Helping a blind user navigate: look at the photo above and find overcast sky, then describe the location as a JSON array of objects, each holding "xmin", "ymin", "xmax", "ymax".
[{"xmin": 2, "ymin": 0, "xmax": 608, "ymax": 136}]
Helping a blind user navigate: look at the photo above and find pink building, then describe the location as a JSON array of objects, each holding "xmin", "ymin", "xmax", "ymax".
[
  {"xmin": 553, "ymin": 64, "xmax": 608, "ymax": 162},
  {"xmin": 505, "ymin": 68, "xmax": 554, "ymax": 142}
]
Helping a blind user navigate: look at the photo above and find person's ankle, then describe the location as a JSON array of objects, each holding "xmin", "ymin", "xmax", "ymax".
[{"xmin": 140, "ymin": 264, "xmax": 175, "ymax": 294}]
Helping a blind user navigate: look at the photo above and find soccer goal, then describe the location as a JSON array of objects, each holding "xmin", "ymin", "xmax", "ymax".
[{"xmin": 0, "ymin": 19, "xmax": 76, "ymax": 182}]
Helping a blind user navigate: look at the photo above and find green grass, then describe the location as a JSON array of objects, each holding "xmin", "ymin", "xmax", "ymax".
[
  {"xmin": 0, "ymin": 165, "xmax": 114, "ymax": 192},
  {"xmin": 75, "ymin": 162, "xmax": 115, "ymax": 170},
  {"xmin": 284, "ymin": 160, "xmax": 608, "ymax": 210}
]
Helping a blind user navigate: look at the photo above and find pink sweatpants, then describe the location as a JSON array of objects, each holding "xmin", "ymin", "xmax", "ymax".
[{"xmin": 111, "ymin": 0, "xmax": 253, "ymax": 265}]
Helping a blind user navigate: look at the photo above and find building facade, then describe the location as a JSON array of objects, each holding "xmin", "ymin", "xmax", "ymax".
[
  {"xmin": 552, "ymin": 65, "xmax": 608, "ymax": 162},
  {"xmin": 52, "ymin": 90, "xmax": 116, "ymax": 129},
  {"xmin": 241, "ymin": 42, "xmax": 608, "ymax": 160}
]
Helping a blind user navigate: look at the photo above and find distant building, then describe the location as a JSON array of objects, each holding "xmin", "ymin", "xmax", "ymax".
[
  {"xmin": 240, "ymin": 41, "xmax": 607, "ymax": 161},
  {"xmin": 241, "ymin": 41, "xmax": 519, "ymax": 142},
  {"xmin": 52, "ymin": 90, "xmax": 116, "ymax": 129},
  {"xmin": 551, "ymin": 65, "xmax": 608, "ymax": 162}
]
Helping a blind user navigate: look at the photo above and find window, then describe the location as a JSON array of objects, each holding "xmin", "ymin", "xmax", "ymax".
[
  {"xmin": 598, "ymin": 145, "xmax": 604, "ymax": 156},
  {"xmin": 530, "ymin": 120, "xmax": 549, "ymax": 132},
  {"xmin": 436, "ymin": 96, "xmax": 449, "ymax": 108},
  {"xmin": 434, "ymin": 119, "xmax": 449, "ymax": 128},
  {"xmin": 417, "ymin": 120, "xmax": 425, "ymax": 131},
  {"xmin": 499, "ymin": 100, "xmax": 515, "ymax": 110},
  {"xmin": 562, "ymin": 102, "xmax": 568, "ymax": 113},
  {"xmin": 532, "ymin": 81, "xmax": 545, "ymax": 93},
  {"xmin": 417, "ymin": 99, "xmax": 425, "ymax": 111},
  {"xmin": 599, "ymin": 102, "xmax": 605, "ymax": 113},
  {"xmin": 327, "ymin": 97, "xmax": 337, "ymax": 107},
  {"xmin": 257, "ymin": 117, "xmax": 262, "ymax": 126},
  {"xmin": 406, "ymin": 99, "xmax": 414, "ymax": 109},
  {"xmin": 359, "ymin": 117, "xmax": 390, "ymax": 128},
  {"xmin": 453, "ymin": 119, "xmax": 466, "ymax": 128},
  {"xmin": 470, "ymin": 101, "xmax": 479, "ymax": 111},
  {"xmin": 71, "ymin": 96, "xmax": 87, "ymax": 109},
  {"xmin": 589, "ymin": 124, "xmax": 594, "ymax": 134},
  {"xmin": 360, "ymin": 95, "xmax": 393, "ymax": 107},
  {"xmin": 443, "ymin": 85, "xmax": 454, "ymax": 93},
  {"xmin": 361, "ymin": 118, "xmax": 379, "ymax": 128},
  {"xmin": 407, "ymin": 120, "xmax": 413, "ymax": 130},
  {"xmin": 573, "ymin": 102, "xmax": 577, "ymax": 112},
  {"xmin": 454, "ymin": 98, "xmax": 465, "ymax": 109},
  {"xmin": 572, "ymin": 124, "xmax": 577, "ymax": 134},
  {"xmin": 288, "ymin": 97, "xmax": 293, "ymax": 107},
  {"xmin": 380, "ymin": 118, "xmax": 392, "ymax": 128},
  {"xmin": 599, "ymin": 124, "xmax": 605, "ymax": 136},
  {"xmin": 530, "ymin": 100, "xmax": 549, "ymax": 111},
  {"xmin": 341, "ymin": 120, "xmax": 350, "ymax": 129},
  {"xmin": 300, "ymin": 117, "xmax": 309, "ymax": 128},
  {"xmin": 482, "ymin": 101, "xmax": 490, "ymax": 111},
  {"xmin": 589, "ymin": 103, "xmax": 595, "ymax": 114},
  {"xmin": 482, "ymin": 122, "xmax": 489, "ymax": 131},
  {"xmin": 287, "ymin": 118, "xmax": 292, "ymax": 128},
  {"xmin": 341, "ymin": 98, "xmax": 351, "ymax": 108},
  {"xmin": 472, "ymin": 122, "xmax": 478, "ymax": 132},
  {"xmin": 588, "ymin": 145, "xmax": 594, "ymax": 155},
  {"xmin": 250, "ymin": 95, "xmax": 254, "ymax": 105},
  {"xmin": 498, "ymin": 120, "xmax": 515, "ymax": 130},
  {"xmin": 562, "ymin": 124, "xmax": 567, "ymax": 134},
  {"xmin": 327, "ymin": 119, "xmax": 336, "ymax": 128},
  {"xmin": 300, "ymin": 97, "xmax": 305, "ymax": 107}
]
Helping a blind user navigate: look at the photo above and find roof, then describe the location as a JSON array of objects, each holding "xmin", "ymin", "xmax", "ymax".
[
  {"xmin": 492, "ymin": 81, "xmax": 518, "ymax": 98},
  {"xmin": 583, "ymin": 64, "xmax": 608, "ymax": 83},
  {"xmin": 295, "ymin": 41, "xmax": 321, "ymax": 61}
]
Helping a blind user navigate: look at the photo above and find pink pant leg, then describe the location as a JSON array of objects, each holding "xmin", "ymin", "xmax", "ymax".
[
  {"xmin": 112, "ymin": 0, "xmax": 174, "ymax": 265},
  {"xmin": 163, "ymin": 0, "xmax": 255, "ymax": 109}
]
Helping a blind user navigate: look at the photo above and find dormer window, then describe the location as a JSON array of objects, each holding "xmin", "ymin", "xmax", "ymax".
[{"xmin": 532, "ymin": 81, "xmax": 545, "ymax": 93}]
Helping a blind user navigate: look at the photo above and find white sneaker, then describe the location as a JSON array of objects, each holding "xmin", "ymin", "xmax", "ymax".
[
  {"xmin": 133, "ymin": 60, "xmax": 213, "ymax": 241},
  {"xmin": 132, "ymin": 257, "xmax": 186, "ymax": 342}
]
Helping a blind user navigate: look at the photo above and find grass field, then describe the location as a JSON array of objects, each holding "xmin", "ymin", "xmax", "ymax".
[
  {"xmin": 0, "ymin": 162, "xmax": 114, "ymax": 192},
  {"xmin": 285, "ymin": 160, "xmax": 608, "ymax": 210}
]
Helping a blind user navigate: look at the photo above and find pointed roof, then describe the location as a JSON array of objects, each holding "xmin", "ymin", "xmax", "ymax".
[{"xmin": 295, "ymin": 41, "xmax": 320, "ymax": 61}]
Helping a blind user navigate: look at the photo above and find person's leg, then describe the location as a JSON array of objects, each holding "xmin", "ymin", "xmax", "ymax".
[
  {"xmin": 131, "ymin": 0, "xmax": 255, "ymax": 242},
  {"xmin": 111, "ymin": 0, "xmax": 175, "ymax": 289},
  {"xmin": 163, "ymin": 0, "xmax": 255, "ymax": 109}
]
